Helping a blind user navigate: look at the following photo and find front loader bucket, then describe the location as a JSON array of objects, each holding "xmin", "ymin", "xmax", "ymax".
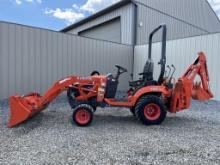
[{"xmin": 8, "ymin": 93, "xmax": 45, "ymax": 128}]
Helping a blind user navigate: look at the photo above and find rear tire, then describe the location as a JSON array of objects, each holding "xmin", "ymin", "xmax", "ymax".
[
  {"xmin": 135, "ymin": 95, "xmax": 167, "ymax": 125},
  {"xmin": 72, "ymin": 104, "xmax": 94, "ymax": 127}
]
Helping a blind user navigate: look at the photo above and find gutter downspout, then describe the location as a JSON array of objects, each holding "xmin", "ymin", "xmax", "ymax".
[{"xmin": 131, "ymin": 1, "xmax": 138, "ymax": 80}]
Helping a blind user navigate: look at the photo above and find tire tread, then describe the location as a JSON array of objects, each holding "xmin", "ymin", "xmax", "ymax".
[{"xmin": 135, "ymin": 95, "xmax": 167, "ymax": 125}]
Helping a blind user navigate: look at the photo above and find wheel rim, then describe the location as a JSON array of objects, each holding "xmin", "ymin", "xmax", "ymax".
[
  {"xmin": 144, "ymin": 103, "xmax": 161, "ymax": 120},
  {"xmin": 75, "ymin": 109, "xmax": 91, "ymax": 125}
]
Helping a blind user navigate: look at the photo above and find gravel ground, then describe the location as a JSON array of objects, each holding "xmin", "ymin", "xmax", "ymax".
[{"xmin": 0, "ymin": 93, "xmax": 220, "ymax": 165}]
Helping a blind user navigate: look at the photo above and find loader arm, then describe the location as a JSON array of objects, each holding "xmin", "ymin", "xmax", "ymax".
[
  {"xmin": 169, "ymin": 52, "xmax": 213, "ymax": 113},
  {"xmin": 8, "ymin": 76, "xmax": 98, "ymax": 127},
  {"xmin": 39, "ymin": 77, "xmax": 78, "ymax": 106},
  {"xmin": 38, "ymin": 77, "xmax": 98, "ymax": 106}
]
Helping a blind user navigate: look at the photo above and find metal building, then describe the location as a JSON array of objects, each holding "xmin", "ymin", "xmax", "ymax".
[
  {"xmin": 1, "ymin": 0, "xmax": 220, "ymax": 100},
  {"xmin": 61, "ymin": 0, "xmax": 220, "ymax": 45},
  {"xmin": 61, "ymin": 1, "xmax": 135, "ymax": 45},
  {"xmin": 0, "ymin": 22, "xmax": 133, "ymax": 99}
]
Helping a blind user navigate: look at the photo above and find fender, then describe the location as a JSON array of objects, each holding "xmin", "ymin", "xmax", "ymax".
[{"xmin": 131, "ymin": 85, "xmax": 171, "ymax": 106}]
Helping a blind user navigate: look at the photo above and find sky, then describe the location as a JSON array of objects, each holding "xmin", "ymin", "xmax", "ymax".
[{"xmin": 0, "ymin": 0, "xmax": 219, "ymax": 31}]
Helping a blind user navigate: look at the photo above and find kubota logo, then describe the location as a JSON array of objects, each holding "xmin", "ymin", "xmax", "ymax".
[
  {"xmin": 150, "ymin": 87, "xmax": 160, "ymax": 91},
  {"xmin": 59, "ymin": 78, "xmax": 71, "ymax": 84},
  {"xmin": 77, "ymin": 77, "xmax": 92, "ymax": 80}
]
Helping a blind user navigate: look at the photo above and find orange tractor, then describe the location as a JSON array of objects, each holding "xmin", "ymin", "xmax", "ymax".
[{"xmin": 8, "ymin": 25, "xmax": 213, "ymax": 127}]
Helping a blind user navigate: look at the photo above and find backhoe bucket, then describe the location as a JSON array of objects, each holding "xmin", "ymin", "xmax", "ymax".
[
  {"xmin": 192, "ymin": 82, "xmax": 213, "ymax": 101},
  {"xmin": 8, "ymin": 93, "xmax": 45, "ymax": 128}
]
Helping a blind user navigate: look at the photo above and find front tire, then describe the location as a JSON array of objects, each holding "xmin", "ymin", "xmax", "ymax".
[
  {"xmin": 67, "ymin": 88, "xmax": 97, "ymax": 112},
  {"xmin": 135, "ymin": 95, "xmax": 167, "ymax": 125},
  {"xmin": 72, "ymin": 104, "xmax": 94, "ymax": 127},
  {"xmin": 130, "ymin": 107, "xmax": 136, "ymax": 116}
]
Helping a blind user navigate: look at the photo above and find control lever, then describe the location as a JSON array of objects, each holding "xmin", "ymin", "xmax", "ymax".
[
  {"xmin": 168, "ymin": 64, "xmax": 176, "ymax": 84},
  {"xmin": 166, "ymin": 65, "xmax": 171, "ymax": 78}
]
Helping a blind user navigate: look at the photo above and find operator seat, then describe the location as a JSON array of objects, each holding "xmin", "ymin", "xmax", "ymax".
[
  {"xmin": 129, "ymin": 59, "xmax": 158, "ymax": 88},
  {"xmin": 142, "ymin": 59, "xmax": 154, "ymax": 81}
]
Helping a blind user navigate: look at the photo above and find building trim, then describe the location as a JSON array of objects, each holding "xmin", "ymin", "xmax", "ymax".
[{"xmin": 136, "ymin": 31, "xmax": 220, "ymax": 46}]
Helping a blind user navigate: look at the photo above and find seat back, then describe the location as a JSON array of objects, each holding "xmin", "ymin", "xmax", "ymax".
[{"xmin": 142, "ymin": 60, "xmax": 154, "ymax": 81}]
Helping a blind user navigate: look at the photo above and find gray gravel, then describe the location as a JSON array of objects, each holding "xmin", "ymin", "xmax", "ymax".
[{"xmin": 0, "ymin": 93, "xmax": 220, "ymax": 165}]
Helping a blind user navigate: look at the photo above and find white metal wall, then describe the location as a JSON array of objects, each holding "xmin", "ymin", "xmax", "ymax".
[
  {"xmin": 67, "ymin": 4, "xmax": 135, "ymax": 45},
  {"xmin": 135, "ymin": 0, "xmax": 220, "ymax": 33},
  {"xmin": 0, "ymin": 22, "xmax": 133, "ymax": 99},
  {"xmin": 134, "ymin": 33, "xmax": 220, "ymax": 100},
  {"xmin": 79, "ymin": 18, "xmax": 121, "ymax": 43},
  {"xmin": 136, "ymin": 3, "xmax": 207, "ymax": 45}
]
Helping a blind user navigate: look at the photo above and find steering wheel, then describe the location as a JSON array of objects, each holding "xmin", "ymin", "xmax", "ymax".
[{"xmin": 115, "ymin": 65, "xmax": 128, "ymax": 74}]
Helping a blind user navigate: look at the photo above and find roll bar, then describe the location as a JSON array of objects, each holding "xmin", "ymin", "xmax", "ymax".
[{"xmin": 148, "ymin": 24, "xmax": 167, "ymax": 83}]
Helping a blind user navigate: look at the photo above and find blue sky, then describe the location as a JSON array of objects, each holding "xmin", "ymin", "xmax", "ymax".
[
  {"xmin": 0, "ymin": 0, "xmax": 219, "ymax": 31},
  {"xmin": 0, "ymin": 0, "xmax": 89, "ymax": 30}
]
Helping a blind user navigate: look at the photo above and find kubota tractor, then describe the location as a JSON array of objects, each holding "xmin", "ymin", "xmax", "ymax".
[{"xmin": 8, "ymin": 24, "xmax": 213, "ymax": 128}]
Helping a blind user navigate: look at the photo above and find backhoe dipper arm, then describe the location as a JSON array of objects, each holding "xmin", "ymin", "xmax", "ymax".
[{"xmin": 170, "ymin": 52, "xmax": 213, "ymax": 113}]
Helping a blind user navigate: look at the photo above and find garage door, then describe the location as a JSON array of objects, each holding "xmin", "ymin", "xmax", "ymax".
[{"xmin": 78, "ymin": 17, "xmax": 121, "ymax": 43}]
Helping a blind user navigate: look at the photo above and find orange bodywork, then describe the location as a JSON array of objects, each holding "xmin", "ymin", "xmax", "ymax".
[
  {"xmin": 8, "ymin": 52, "xmax": 213, "ymax": 127},
  {"xmin": 8, "ymin": 76, "xmax": 107, "ymax": 127},
  {"xmin": 104, "ymin": 85, "xmax": 171, "ymax": 107}
]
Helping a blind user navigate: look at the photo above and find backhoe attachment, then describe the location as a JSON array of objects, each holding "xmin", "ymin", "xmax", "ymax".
[{"xmin": 169, "ymin": 52, "xmax": 213, "ymax": 113}]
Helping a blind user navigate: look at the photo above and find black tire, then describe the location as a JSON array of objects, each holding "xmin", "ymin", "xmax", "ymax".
[
  {"xmin": 135, "ymin": 95, "xmax": 167, "ymax": 125},
  {"xmin": 130, "ymin": 107, "xmax": 136, "ymax": 116},
  {"xmin": 72, "ymin": 104, "xmax": 94, "ymax": 127}
]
